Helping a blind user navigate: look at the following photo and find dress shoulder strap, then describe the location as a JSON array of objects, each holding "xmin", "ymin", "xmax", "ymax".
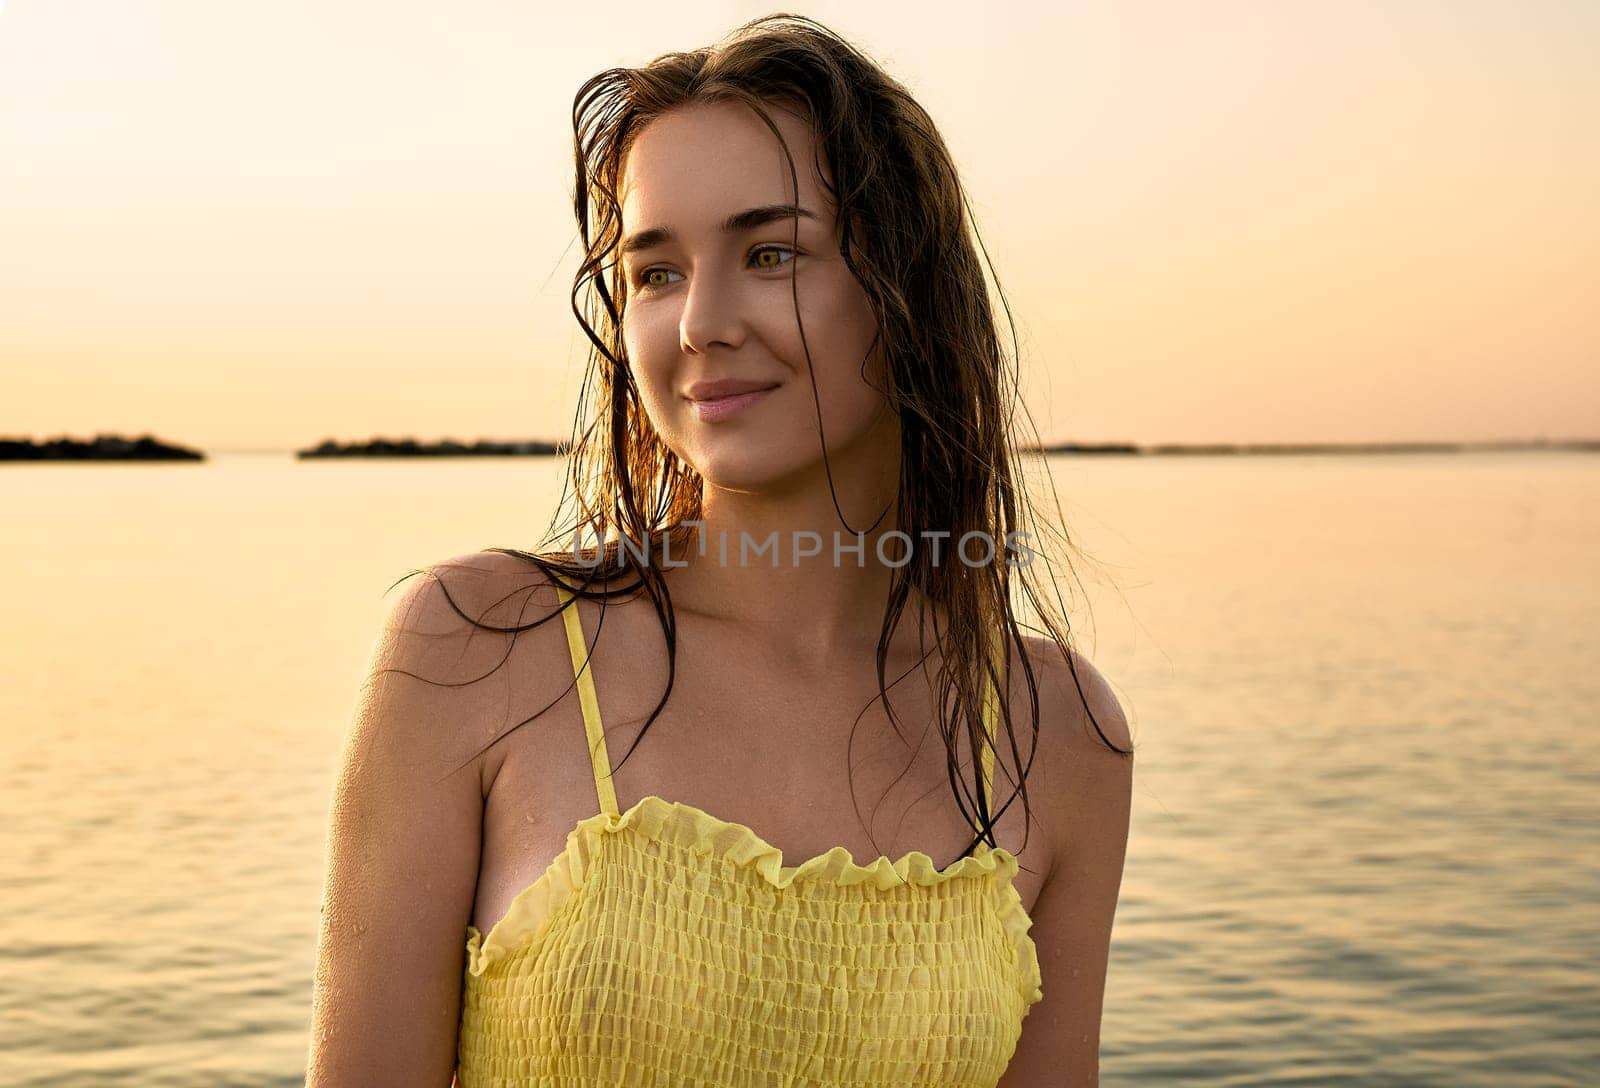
[{"xmin": 552, "ymin": 575, "xmax": 618, "ymax": 819}]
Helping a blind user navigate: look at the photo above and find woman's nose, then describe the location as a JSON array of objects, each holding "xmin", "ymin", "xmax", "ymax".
[{"xmin": 678, "ymin": 266, "xmax": 748, "ymax": 356}]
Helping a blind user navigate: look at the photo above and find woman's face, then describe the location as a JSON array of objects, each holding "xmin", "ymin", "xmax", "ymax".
[{"xmin": 617, "ymin": 99, "xmax": 894, "ymax": 494}]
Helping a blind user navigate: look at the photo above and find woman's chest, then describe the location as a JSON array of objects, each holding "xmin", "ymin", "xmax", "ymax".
[{"xmin": 468, "ymin": 603, "xmax": 1050, "ymax": 939}]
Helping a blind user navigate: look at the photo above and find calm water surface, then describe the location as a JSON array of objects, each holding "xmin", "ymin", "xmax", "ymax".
[{"xmin": 1, "ymin": 451, "xmax": 1594, "ymax": 1086}]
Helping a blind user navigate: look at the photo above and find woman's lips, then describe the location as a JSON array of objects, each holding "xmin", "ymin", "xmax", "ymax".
[{"xmin": 689, "ymin": 385, "xmax": 778, "ymax": 422}]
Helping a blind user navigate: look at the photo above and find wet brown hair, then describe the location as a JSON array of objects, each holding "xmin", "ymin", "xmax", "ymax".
[{"xmin": 392, "ymin": 12, "xmax": 1132, "ymax": 873}]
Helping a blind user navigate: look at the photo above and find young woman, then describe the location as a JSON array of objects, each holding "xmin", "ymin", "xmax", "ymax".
[{"xmin": 308, "ymin": 14, "xmax": 1132, "ymax": 1087}]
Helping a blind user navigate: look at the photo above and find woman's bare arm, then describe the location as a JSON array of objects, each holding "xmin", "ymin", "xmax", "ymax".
[
  {"xmin": 306, "ymin": 563, "xmax": 495, "ymax": 1087},
  {"xmin": 998, "ymin": 649, "xmax": 1133, "ymax": 1087}
]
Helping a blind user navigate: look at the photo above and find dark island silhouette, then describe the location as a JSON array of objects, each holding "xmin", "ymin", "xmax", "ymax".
[
  {"xmin": 0, "ymin": 433, "xmax": 204, "ymax": 462},
  {"xmin": 296, "ymin": 437, "xmax": 572, "ymax": 458}
]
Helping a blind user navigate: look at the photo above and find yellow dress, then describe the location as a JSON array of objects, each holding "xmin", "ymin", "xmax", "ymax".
[{"xmin": 456, "ymin": 580, "xmax": 1042, "ymax": 1086}]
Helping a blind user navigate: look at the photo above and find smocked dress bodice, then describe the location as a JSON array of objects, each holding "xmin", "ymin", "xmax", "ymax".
[{"xmin": 455, "ymin": 581, "xmax": 1042, "ymax": 1086}]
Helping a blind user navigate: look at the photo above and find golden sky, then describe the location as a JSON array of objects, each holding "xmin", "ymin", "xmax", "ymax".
[{"xmin": 2, "ymin": 1, "xmax": 1595, "ymax": 449}]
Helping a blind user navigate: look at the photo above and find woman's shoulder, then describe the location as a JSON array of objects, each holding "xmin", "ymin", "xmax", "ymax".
[
  {"xmin": 363, "ymin": 552, "xmax": 584, "ymax": 777},
  {"xmin": 1009, "ymin": 633, "xmax": 1134, "ymax": 878},
  {"xmin": 1011, "ymin": 634, "xmax": 1130, "ymax": 750},
  {"xmin": 404, "ymin": 548, "xmax": 560, "ymax": 606},
  {"xmin": 371, "ymin": 552, "xmax": 535, "ymax": 664},
  {"xmin": 388, "ymin": 548, "xmax": 628, "ymax": 631}
]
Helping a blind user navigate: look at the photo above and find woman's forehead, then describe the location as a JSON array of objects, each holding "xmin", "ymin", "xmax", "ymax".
[{"xmin": 619, "ymin": 101, "xmax": 833, "ymax": 221}]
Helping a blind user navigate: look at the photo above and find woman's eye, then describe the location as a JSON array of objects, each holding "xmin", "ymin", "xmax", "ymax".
[
  {"xmin": 635, "ymin": 245, "xmax": 797, "ymax": 292},
  {"xmin": 749, "ymin": 244, "xmax": 797, "ymax": 271}
]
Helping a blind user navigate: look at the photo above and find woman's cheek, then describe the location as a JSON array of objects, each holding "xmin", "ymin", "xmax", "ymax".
[{"xmin": 622, "ymin": 312, "xmax": 676, "ymax": 406}]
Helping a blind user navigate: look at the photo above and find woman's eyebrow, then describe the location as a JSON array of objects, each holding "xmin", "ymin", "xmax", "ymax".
[{"xmin": 620, "ymin": 203, "xmax": 818, "ymax": 258}]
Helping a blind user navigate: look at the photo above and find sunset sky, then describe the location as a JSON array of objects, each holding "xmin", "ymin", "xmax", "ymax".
[{"xmin": 2, "ymin": 1, "xmax": 1595, "ymax": 450}]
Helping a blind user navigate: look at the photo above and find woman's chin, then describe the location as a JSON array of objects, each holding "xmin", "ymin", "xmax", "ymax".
[{"xmin": 690, "ymin": 448, "xmax": 810, "ymax": 494}]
